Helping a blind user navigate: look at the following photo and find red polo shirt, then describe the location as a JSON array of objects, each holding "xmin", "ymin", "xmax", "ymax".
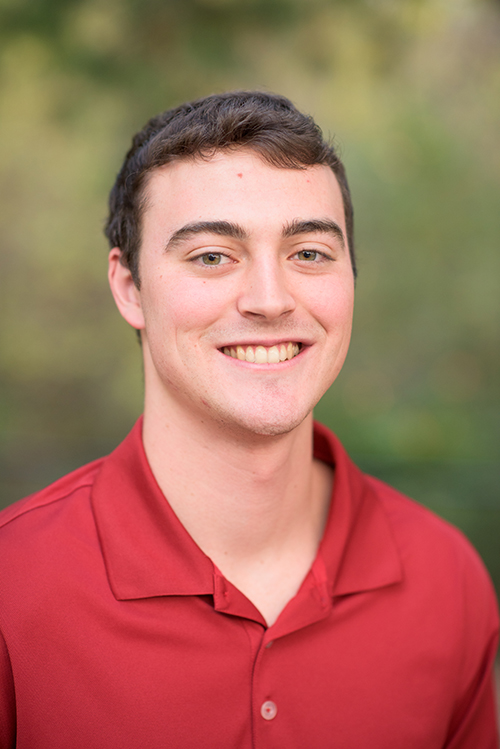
[{"xmin": 0, "ymin": 419, "xmax": 498, "ymax": 748}]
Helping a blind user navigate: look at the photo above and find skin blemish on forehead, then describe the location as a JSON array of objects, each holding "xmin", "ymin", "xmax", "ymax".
[{"xmin": 237, "ymin": 173, "xmax": 243, "ymax": 178}]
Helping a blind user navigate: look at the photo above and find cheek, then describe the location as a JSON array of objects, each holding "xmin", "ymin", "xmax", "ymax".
[
  {"xmin": 311, "ymin": 282, "xmax": 354, "ymax": 331},
  {"xmin": 144, "ymin": 277, "xmax": 229, "ymax": 334}
]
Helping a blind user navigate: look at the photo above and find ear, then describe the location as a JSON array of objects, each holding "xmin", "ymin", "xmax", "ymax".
[{"xmin": 108, "ymin": 248, "xmax": 145, "ymax": 330}]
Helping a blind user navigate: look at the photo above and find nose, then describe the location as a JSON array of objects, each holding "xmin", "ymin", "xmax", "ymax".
[{"xmin": 237, "ymin": 255, "xmax": 296, "ymax": 321}]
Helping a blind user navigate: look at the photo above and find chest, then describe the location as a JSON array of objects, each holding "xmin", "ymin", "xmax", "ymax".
[{"xmin": 8, "ymin": 590, "xmax": 458, "ymax": 749}]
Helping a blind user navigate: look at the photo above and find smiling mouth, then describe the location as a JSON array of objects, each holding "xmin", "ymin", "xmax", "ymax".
[{"xmin": 221, "ymin": 342, "xmax": 301, "ymax": 364}]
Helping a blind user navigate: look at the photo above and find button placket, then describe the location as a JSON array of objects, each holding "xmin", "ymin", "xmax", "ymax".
[{"xmin": 252, "ymin": 630, "xmax": 282, "ymax": 738}]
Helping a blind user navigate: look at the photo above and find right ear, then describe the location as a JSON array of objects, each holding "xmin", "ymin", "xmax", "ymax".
[{"xmin": 108, "ymin": 248, "xmax": 145, "ymax": 330}]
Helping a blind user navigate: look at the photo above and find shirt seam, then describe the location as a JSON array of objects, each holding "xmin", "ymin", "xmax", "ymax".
[{"xmin": 0, "ymin": 481, "xmax": 96, "ymax": 532}]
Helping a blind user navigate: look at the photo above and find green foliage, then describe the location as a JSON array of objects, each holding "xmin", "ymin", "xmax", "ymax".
[{"xmin": 1, "ymin": 0, "xmax": 499, "ymax": 583}]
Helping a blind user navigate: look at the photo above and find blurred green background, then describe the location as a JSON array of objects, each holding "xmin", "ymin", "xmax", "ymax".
[{"xmin": 1, "ymin": 0, "xmax": 499, "ymax": 588}]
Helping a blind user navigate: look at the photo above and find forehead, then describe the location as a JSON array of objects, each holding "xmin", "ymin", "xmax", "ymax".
[{"xmin": 141, "ymin": 150, "xmax": 346, "ymax": 238}]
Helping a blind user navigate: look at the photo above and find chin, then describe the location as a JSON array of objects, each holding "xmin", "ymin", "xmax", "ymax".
[{"xmin": 211, "ymin": 402, "xmax": 311, "ymax": 439}]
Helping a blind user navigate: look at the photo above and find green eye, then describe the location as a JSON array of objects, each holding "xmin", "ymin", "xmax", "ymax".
[
  {"xmin": 297, "ymin": 250, "xmax": 318, "ymax": 261},
  {"xmin": 201, "ymin": 253, "xmax": 222, "ymax": 265}
]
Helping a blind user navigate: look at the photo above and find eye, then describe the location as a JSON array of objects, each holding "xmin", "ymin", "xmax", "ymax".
[
  {"xmin": 292, "ymin": 248, "xmax": 333, "ymax": 265},
  {"xmin": 296, "ymin": 250, "xmax": 318, "ymax": 261},
  {"xmin": 202, "ymin": 253, "xmax": 222, "ymax": 265},
  {"xmin": 196, "ymin": 252, "xmax": 230, "ymax": 266}
]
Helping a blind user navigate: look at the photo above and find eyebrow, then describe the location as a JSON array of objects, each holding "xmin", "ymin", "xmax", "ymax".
[
  {"xmin": 164, "ymin": 217, "xmax": 346, "ymax": 251},
  {"xmin": 282, "ymin": 219, "xmax": 346, "ymax": 248},
  {"xmin": 164, "ymin": 221, "xmax": 248, "ymax": 251}
]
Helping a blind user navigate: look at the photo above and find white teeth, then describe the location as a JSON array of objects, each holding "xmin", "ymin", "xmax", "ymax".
[
  {"xmin": 268, "ymin": 346, "xmax": 280, "ymax": 364},
  {"xmin": 255, "ymin": 346, "xmax": 267, "ymax": 364},
  {"xmin": 223, "ymin": 342, "xmax": 301, "ymax": 364}
]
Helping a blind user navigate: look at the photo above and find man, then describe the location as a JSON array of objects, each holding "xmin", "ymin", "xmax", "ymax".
[{"xmin": 0, "ymin": 91, "xmax": 498, "ymax": 748}]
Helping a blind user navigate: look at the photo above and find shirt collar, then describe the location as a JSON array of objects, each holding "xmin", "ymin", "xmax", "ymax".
[
  {"xmin": 313, "ymin": 421, "xmax": 403, "ymax": 597},
  {"xmin": 91, "ymin": 417, "xmax": 215, "ymax": 600},
  {"xmin": 91, "ymin": 418, "xmax": 402, "ymax": 604}
]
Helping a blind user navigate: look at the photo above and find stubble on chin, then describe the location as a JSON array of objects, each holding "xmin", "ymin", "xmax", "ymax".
[{"xmin": 204, "ymin": 392, "xmax": 313, "ymax": 442}]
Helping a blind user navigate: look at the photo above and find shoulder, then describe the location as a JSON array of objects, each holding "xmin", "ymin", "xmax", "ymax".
[
  {"xmin": 366, "ymin": 473, "xmax": 499, "ymax": 625},
  {"xmin": 0, "ymin": 458, "xmax": 104, "ymax": 549},
  {"xmin": 316, "ymin": 419, "xmax": 497, "ymax": 610},
  {"xmin": 0, "ymin": 458, "xmax": 103, "ymax": 527},
  {"xmin": 367, "ymin": 473, "xmax": 485, "ymax": 567},
  {"xmin": 0, "ymin": 458, "xmax": 109, "ymax": 629}
]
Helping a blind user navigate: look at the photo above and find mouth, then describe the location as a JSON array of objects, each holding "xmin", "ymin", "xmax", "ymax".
[{"xmin": 221, "ymin": 342, "xmax": 302, "ymax": 364}]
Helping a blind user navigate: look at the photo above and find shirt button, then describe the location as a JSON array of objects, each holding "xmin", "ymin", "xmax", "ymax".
[{"xmin": 261, "ymin": 700, "xmax": 278, "ymax": 720}]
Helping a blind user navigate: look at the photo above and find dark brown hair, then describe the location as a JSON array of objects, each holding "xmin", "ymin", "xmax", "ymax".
[{"xmin": 104, "ymin": 91, "xmax": 355, "ymax": 284}]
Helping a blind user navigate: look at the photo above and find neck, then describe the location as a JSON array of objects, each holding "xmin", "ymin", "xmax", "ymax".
[{"xmin": 142, "ymin": 392, "xmax": 333, "ymax": 625}]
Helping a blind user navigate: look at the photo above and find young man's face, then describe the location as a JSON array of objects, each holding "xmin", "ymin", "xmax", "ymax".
[{"xmin": 111, "ymin": 149, "xmax": 355, "ymax": 437}]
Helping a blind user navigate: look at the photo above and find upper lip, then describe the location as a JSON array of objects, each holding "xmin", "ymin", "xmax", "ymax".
[{"xmin": 218, "ymin": 339, "xmax": 311, "ymax": 348}]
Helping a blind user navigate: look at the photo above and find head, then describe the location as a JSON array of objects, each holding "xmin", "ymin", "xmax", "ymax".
[
  {"xmin": 107, "ymin": 92, "xmax": 355, "ymax": 439},
  {"xmin": 104, "ymin": 91, "xmax": 355, "ymax": 285}
]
